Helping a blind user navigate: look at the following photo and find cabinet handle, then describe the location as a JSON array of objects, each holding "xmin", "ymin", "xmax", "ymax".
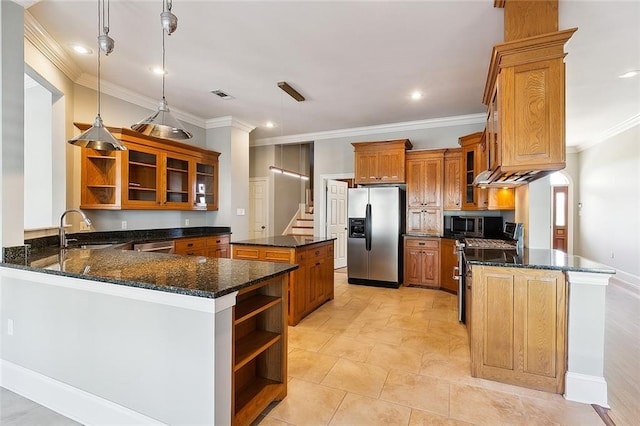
[
  {"xmin": 216, "ymin": 240, "xmax": 221, "ymax": 243},
  {"xmin": 187, "ymin": 243, "xmax": 194, "ymax": 247},
  {"xmin": 315, "ymin": 250, "xmax": 320, "ymax": 256},
  {"xmin": 316, "ymin": 262, "xmax": 321, "ymax": 266},
  {"xmin": 418, "ymin": 242, "xmax": 425, "ymax": 246}
]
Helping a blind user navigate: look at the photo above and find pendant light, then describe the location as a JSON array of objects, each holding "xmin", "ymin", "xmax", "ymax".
[
  {"xmin": 68, "ymin": 0, "xmax": 126, "ymax": 151},
  {"xmin": 131, "ymin": 0, "xmax": 192, "ymax": 140}
]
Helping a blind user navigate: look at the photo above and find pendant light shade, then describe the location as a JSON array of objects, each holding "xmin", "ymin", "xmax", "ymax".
[
  {"xmin": 68, "ymin": 115, "xmax": 126, "ymax": 150},
  {"xmin": 68, "ymin": 0, "xmax": 125, "ymax": 151},
  {"xmin": 132, "ymin": 0, "xmax": 191, "ymax": 140},
  {"xmin": 131, "ymin": 98, "xmax": 192, "ymax": 139}
]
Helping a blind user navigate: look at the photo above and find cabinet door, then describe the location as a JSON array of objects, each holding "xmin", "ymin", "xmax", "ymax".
[
  {"xmin": 461, "ymin": 143, "xmax": 488, "ymax": 210},
  {"xmin": 354, "ymin": 152, "xmax": 378, "ymax": 184},
  {"xmin": 406, "ymin": 160, "xmax": 426, "ymax": 207},
  {"xmin": 443, "ymin": 154, "xmax": 462, "ymax": 210},
  {"xmin": 422, "ymin": 208, "xmax": 443, "ymax": 236},
  {"xmin": 404, "ymin": 247, "xmax": 423, "ymax": 285},
  {"xmin": 440, "ymin": 239, "xmax": 458, "ymax": 293},
  {"xmin": 406, "ymin": 208, "xmax": 426, "ymax": 234},
  {"xmin": 499, "ymin": 59, "xmax": 565, "ymax": 170},
  {"xmin": 194, "ymin": 156, "xmax": 219, "ymax": 211},
  {"xmin": 292, "ymin": 264, "xmax": 308, "ymax": 322},
  {"xmin": 163, "ymin": 153, "xmax": 193, "ymax": 209},
  {"xmin": 471, "ymin": 266, "xmax": 567, "ymax": 393},
  {"xmin": 487, "ymin": 188, "xmax": 515, "ymax": 210},
  {"xmin": 420, "ymin": 248, "xmax": 439, "ymax": 285},
  {"xmin": 378, "ymin": 149, "xmax": 404, "ymax": 183},
  {"xmin": 123, "ymin": 145, "xmax": 161, "ymax": 208}
]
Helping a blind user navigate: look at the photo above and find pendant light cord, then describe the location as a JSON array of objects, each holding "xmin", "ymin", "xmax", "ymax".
[
  {"xmin": 96, "ymin": 0, "xmax": 102, "ymax": 118},
  {"xmin": 162, "ymin": 25, "xmax": 166, "ymax": 101}
]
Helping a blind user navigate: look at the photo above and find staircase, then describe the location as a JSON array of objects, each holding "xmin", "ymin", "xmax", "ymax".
[{"xmin": 284, "ymin": 203, "xmax": 314, "ymax": 236}]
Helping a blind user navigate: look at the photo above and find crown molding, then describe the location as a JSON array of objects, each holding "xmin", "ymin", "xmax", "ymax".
[
  {"xmin": 206, "ymin": 116, "xmax": 256, "ymax": 133},
  {"xmin": 572, "ymin": 113, "xmax": 640, "ymax": 152},
  {"xmin": 23, "ymin": 11, "xmax": 82, "ymax": 82},
  {"xmin": 75, "ymin": 73, "xmax": 207, "ymax": 128},
  {"xmin": 252, "ymin": 113, "xmax": 487, "ymax": 146}
]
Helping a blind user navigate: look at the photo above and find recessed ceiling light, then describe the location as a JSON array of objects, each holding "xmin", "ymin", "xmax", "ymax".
[
  {"xmin": 619, "ymin": 70, "xmax": 639, "ymax": 78},
  {"xmin": 151, "ymin": 66, "xmax": 167, "ymax": 75},
  {"xmin": 266, "ymin": 121, "xmax": 275, "ymax": 128},
  {"xmin": 411, "ymin": 91, "xmax": 423, "ymax": 100},
  {"xmin": 69, "ymin": 43, "xmax": 92, "ymax": 55}
]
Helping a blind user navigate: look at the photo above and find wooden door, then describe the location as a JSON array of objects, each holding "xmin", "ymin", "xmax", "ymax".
[
  {"xmin": 378, "ymin": 149, "xmax": 403, "ymax": 182},
  {"xmin": 354, "ymin": 152, "xmax": 378, "ymax": 183},
  {"xmin": 423, "ymin": 158, "xmax": 442, "ymax": 207},
  {"xmin": 249, "ymin": 178, "xmax": 269, "ymax": 239},
  {"xmin": 420, "ymin": 248, "xmax": 439, "ymax": 285},
  {"xmin": 552, "ymin": 186, "xmax": 568, "ymax": 252},
  {"xmin": 163, "ymin": 153, "xmax": 193, "ymax": 209},
  {"xmin": 406, "ymin": 160, "xmax": 426, "ymax": 207},
  {"xmin": 404, "ymin": 247, "xmax": 423, "ymax": 285},
  {"xmin": 443, "ymin": 151, "xmax": 462, "ymax": 210},
  {"xmin": 326, "ymin": 179, "xmax": 348, "ymax": 269},
  {"xmin": 440, "ymin": 238, "xmax": 458, "ymax": 293}
]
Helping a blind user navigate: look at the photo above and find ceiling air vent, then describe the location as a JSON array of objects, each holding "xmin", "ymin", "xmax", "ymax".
[{"xmin": 211, "ymin": 90, "xmax": 234, "ymax": 100}]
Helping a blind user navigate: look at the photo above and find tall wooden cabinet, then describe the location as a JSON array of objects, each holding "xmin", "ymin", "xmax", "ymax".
[
  {"xmin": 439, "ymin": 238, "xmax": 458, "ymax": 294},
  {"xmin": 352, "ymin": 139, "xmax": 413, "ymax": 184},
  {"xmin": 406, "ymin": 150, "xmax": 444, "ymax": 235},
  {"xmin": 469, "ymin": 265, "xmax": 567, "ymax": 393},
  {"xmin": 77, "ymin": 124, "xmax": 219, "ymax": 211}
]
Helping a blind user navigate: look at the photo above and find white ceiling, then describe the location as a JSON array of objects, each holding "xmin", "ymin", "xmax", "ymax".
[{"xmin": 25, "ymin": 1, "xmax": 640, "ymax": 148}]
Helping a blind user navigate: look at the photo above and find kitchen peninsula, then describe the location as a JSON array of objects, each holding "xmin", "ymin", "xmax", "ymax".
[
  {"xmin": 231, "ymin": 236, "xmax": 335, "ymax": 325},
  {"xmin": 0, "ymin": 246, "xmax": 297, "ymax": 425},
  {"xmin": 464, "ymin": 247, "xmax": 615, "ymax": 406}
]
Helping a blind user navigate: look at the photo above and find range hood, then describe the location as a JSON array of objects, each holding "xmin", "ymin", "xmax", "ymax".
[{"xmin": 473, "ymin": 168, "xmax": 554, "ymax": 187}]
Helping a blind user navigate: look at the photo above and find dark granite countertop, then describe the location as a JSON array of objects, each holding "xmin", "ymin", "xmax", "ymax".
[
  {"xmin": 1, "ymin": 246, "xmax": 297, "ymax": 299},
  {"xmin": 231, "ymin": 236, "xmax": 335, "ymax": 248},
  {"xmin": 464, "ymin": 248, "xmax": 615, "ymax": 274}
]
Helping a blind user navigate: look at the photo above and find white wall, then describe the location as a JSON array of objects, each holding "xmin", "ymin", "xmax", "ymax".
[{"xmin": 577, "ymin": 125, "xmax": 639, "ymax": 283}]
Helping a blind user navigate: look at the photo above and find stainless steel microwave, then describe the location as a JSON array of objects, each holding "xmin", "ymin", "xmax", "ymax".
[{"xmin": 450, "ymin": 216, "xmax": 503, "ymax": 238}]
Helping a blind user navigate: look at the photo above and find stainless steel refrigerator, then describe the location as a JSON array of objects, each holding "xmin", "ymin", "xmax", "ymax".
[{"xmin": 347, "ymin": 186, "xmax": 405, "ymax": 288}]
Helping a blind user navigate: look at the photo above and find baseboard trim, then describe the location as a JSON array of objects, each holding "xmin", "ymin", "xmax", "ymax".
[
  {"xmin": 564, "ymin": 371, "xmax": 609, "ymax": 407},
  {"xmin": 1, "ymin": 359, "xmax": 165, "ymax": 425}
]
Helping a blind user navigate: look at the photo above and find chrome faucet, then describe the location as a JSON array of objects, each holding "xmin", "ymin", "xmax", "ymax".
[{"xmin": 59, "ymin": 209, "xmax": 92, "ymax": 248}]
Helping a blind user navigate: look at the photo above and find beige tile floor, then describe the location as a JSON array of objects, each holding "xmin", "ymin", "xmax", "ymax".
[{"xmin": 258, "ymin": 271, "xmax": 604, "ymax": 426}]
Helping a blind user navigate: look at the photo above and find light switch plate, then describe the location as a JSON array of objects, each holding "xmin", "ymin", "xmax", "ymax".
[{"xmin": 236, "ymin": 208, "xmax": 246, "ymax": 216}]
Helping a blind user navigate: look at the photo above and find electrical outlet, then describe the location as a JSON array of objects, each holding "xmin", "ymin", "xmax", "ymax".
[
  {"xmin": 121, "ymin": 221, "xmax": 128, "ymax": 230},
  {"xmin": 7, "ymin": 319, "xmax": 14, "ymax": 336},
  {"xmin": 185, "ymin": 219, "xmax": 190, "ymax": 226},
  {"xmin": 237, "ymin": 208, "xmax": 246, "ymax": 216}
]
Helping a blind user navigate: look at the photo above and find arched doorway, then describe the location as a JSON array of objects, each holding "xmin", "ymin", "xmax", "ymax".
[{"xmin": 550, "ymin": 172, "xmax": 570, "ymax": 252}]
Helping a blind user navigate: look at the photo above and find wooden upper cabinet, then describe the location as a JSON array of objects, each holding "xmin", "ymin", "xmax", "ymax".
[
  {"xmin": 443, "ymin": 149, "xmax": 462, "ymax": 210},
  {"xmin": 459, "ymin": 133, "xmax": 488, "ymax": 211},
  {"xmin": 78, "ymin": 123, "xmax": 220, "ymax": 211},
  {"xmin": 500, "ymin": 0, "xmax": 558, "ymax": 42},
  {"xmin": 481, "ymin": 29, "xmax": 577, "ymax": 183},
  {"xmin": 352, "ymin": 139, "xmax": 412, "ymax": 184}
]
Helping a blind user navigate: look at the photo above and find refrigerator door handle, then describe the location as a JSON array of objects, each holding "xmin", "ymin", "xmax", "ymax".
[{"xmin": 365, "ymin": 203, "xmax": 372, "ymax": 251}]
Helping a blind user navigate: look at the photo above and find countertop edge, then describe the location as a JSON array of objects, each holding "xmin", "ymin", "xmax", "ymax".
[
  {"xmin": 0, "ymin": 261, "xmax": 299, "ymax": 299},
  {"xmin": 465, "ymin": 259, "xmax": 616, "ymax": 274}
]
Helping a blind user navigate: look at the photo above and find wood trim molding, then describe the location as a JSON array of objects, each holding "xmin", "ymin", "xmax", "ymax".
[
  {"xmin": 482, "ymin": 28, "xmax": 578, "ymax": 105},
  {"xmin": 494, "ymin": 0, "xmax": 506, "ymax": 8},
  {"xmin": 206, "ymin": 116, "xmax": 256, "ymax": 133},
  {"xmin": 23, "ymin": 11, "xmax": 83, "ymax": 82}
]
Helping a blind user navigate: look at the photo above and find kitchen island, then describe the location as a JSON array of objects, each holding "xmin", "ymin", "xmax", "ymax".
[
  {"xmin": 464, "ymin": 248, "xmax": 615, "ymax": 407},
  {"xmin": 0, "ymin": 247, "xmax": 297, "ymax": 425},
  {"xmin": 231, "ymin": 236, "xmax": 335, "ymax": 325}
]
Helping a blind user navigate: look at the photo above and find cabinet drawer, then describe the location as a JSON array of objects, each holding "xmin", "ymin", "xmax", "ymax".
[
  {"xmin": 405, "ymin": 238, "xmax": 439, "ymax": 249},
  {"xmin": 232, "ymin": 247, "xmax": 261, "ymax": 260},
  {"xmin": 206, "ymin": 235, "xmax": 230, "ymax": 247},
  {"xmin": 175, "ymin": 238, "xmax": 206, "ymax": 251},
  {"xmin": 263, "ymin": 249, "xmax": 293, "ymax": 263}
]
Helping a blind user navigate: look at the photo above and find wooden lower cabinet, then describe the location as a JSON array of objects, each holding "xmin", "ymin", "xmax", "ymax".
[
  {"xmin": 232, "ymin": 275, "xmax": 287, "ymax": 425},
  {"xmin": 232, "ymin": 241, "xmax": 334, "ymax": 325},
  {"xmin": 403, "ymin": 237, "xmax": 440, "ymax": 287},
  {"xmin": 469, "ymin": 265, "xmax": 567, "ymax": 393},
  {"xmin": 439, "ymin": 238, "xmax": 459, "ymax": 294},
  {"xmin": 174, "ymin": 234, "xmax": 230, "ymax": 258}
]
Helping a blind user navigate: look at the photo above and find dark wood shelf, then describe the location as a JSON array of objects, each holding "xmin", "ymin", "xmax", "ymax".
[
  {"xmin": 129, "ymin": 161, "xmax": 157, "ymax": 168},
  {"xmin": 167, "ymin": 167, "xmax": 188, "ymax": 173},
  {"xmin": 87, "ymin": 184, "xmax": 116, "ymax": 188},
  {"xmin": 129, "ymin": 186, "xmax": 156, "ymax": 192},
  {"xmin": 234, "ymin": 295, "xmax": 281, "ymax": 325},
  {"xmin": 87, "ymin": 155, "xmax": 115, "ymax": 160},
  {"xmin": 234, "ymin": 330, "xmax": 281, "ymax": 372}
]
